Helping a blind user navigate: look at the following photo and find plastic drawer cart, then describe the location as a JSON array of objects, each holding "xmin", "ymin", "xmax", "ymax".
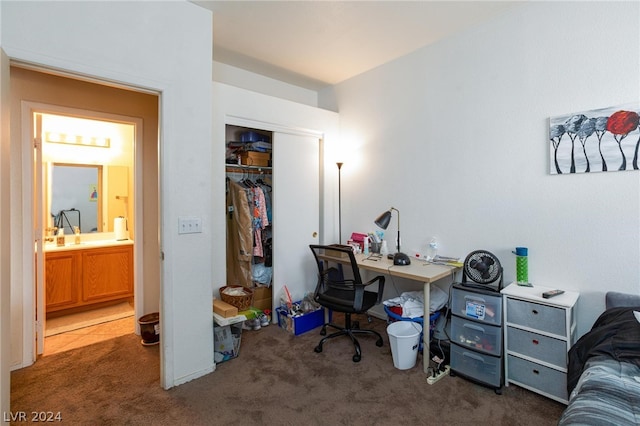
[{"xmin": 449, "ymin": 283, "xmax": 504, "ymax": 393}]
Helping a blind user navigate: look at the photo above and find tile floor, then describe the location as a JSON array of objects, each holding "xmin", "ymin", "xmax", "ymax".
[{"xmin": 44, "ymin": 315, "xmax": 135, "ymax": 356}]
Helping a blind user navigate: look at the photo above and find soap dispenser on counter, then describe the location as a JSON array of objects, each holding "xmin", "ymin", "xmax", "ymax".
[
  {"xmin": 56, "ymin": 228, "xmax": 65, "ymax": 247},
  {"xmin": 74, "ymin": 226, "xmax": 81, "ymax": 245}
]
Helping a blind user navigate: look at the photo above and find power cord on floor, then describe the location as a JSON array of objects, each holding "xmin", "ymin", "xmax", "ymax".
[{"xmin": 426, "ymin": 283, "xmax": 457, "ymax": 385}]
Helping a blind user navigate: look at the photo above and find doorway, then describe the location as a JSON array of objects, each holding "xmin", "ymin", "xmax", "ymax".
[
  {"xmin": 11, "ymin": 65, "xmax": 160, "ymax": 367},
  {"xmin": 36, "ymin": 110, "xmax": 138, "ymax": 355}
]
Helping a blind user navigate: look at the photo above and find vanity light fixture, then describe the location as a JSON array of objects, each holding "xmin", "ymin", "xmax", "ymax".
[{"xmin": 45, "ymin": 132, "xmax": 110, "ymax": 148}]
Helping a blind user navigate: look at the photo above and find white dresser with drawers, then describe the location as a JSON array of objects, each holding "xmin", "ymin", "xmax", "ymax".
[{"xmin": 501, "ymin": 283, "xmax": 579, "ymax": 404}]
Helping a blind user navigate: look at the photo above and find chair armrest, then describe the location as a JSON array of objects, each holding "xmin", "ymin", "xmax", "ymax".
[{"xmin": 355, "ymin": 275, "xmax": 386, "ymax": 308}]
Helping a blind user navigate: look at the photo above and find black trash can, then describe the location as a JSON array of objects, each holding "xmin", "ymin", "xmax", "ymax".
[{"xmin": 138, "ymin": 312, "xmax": 160, "ymax": 346}]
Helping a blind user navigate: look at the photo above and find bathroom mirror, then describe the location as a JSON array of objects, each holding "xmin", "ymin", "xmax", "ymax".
[{"xmin": 49, "ymin": 163, "xmax": 102, "ymax": 234}]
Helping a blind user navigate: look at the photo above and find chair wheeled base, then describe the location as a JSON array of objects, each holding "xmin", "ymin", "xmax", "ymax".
[{"xmin": 313, "ymin": 312, "xmax": 383, "ymax": 362}]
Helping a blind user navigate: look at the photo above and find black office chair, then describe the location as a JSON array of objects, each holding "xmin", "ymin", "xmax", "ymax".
[{"xmin": 309, "ymin": 244, "xmax": 385, "ymax": 362}]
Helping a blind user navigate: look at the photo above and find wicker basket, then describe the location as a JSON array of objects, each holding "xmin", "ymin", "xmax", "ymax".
[{"xmin": 219, "ymin": 286, "xmax": 254, "ymax": 311}]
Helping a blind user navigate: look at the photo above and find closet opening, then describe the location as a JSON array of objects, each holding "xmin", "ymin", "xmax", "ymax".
[
  {"xmin": 217, "ymin": 117, "xmax": 321, "ymax": 360},
  {"xmin": 224, "ymin": 124, "xmax": 273, "ymax": 330}
]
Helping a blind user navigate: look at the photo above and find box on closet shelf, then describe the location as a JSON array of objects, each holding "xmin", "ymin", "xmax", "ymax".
[{"xmin": 240, "ymin": 151, "xmax": 270, "ymax": 167}]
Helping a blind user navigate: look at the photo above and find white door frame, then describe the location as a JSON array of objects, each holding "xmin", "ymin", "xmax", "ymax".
[
  {"xmin": 33, "ymin": 112, "xmax": 44, "ymax": 355},
  {"xmin": 21, "ymin": 101, "xmax": 144, "ymax": 364},
  {"xmin": 1, "ymin": 47, "xmax": 12, "ymax": 417}
]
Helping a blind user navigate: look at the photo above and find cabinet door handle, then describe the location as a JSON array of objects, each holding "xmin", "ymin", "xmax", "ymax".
[{"xmin": 532, "ymin": 339, "xmax": 539, "ymax": 345}]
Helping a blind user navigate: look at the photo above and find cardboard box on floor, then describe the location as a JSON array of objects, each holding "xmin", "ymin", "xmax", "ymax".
[{"xmin": 253, "ymin": 286, "xmax": 272, "ymax": 311}]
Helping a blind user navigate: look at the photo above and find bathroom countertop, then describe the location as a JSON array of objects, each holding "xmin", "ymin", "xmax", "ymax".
[{"xmin": 43, "ymin": 238, "xmax": 134, "ymax": 253}]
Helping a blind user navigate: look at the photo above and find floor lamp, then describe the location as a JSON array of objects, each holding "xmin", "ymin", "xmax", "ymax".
[{"xmin": 336, "ymin": 162, "xmax": 343, "ymax": 244}]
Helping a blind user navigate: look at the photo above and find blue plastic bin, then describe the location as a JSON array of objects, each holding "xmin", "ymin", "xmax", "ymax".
[
  {"xmin": 276, "ymin": 304, "xmax": 327, "ymax": 336},
  {"xmin": 384, "ymin": 305, "xmax": 441, "ymax": 352}
]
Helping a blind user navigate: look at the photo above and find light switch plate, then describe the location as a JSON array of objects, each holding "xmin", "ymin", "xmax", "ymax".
[{"xmin": 178, "ymin": 216, "xmax": 202, "ymax": 234}]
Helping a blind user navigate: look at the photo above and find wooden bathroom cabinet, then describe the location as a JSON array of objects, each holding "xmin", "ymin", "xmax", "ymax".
[{"xmin": 45, "ymin": 244, "xmax": 133, "ymax": 314}]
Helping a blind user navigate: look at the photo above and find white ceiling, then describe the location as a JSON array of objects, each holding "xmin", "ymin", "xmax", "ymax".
[{"xmin": 193, "ymin": 1, "xmax": 522, "ymax": 90}]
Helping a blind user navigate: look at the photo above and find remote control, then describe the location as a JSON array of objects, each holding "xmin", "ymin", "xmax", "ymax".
[{"xmin": 542, "ymin": 289, "xmax": 565, "ymax": 299}]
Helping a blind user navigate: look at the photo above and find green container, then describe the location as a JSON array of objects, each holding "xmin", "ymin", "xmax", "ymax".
[{"xmin": 516, "ymin": 256, "xmax": 528, "ymax": 284}]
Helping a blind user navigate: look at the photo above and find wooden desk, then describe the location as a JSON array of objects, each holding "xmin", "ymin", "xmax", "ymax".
[{"xmin": 332, "ymin": 252, "xmax": 459, "ymax": 373}]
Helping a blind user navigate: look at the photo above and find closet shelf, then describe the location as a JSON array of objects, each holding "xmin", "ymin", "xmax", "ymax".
[{"xmin": 226, "ymin": 164, "xmax": 272, "ymax": 173}]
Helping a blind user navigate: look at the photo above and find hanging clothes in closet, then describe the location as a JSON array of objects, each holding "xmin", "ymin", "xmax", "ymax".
[
  {"xmin": 252, "ymin": 176, "xmax": 272, "ymax": 286},
  {"xmin": 226, "ymin": 178, "xmax": 253, "ymax": 288},
  {"xmin": 226, "ymin": 173, "xmax": 273, "ymax": 288}
]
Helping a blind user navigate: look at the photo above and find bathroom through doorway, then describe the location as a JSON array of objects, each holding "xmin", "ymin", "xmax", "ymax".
[{"xmin": 11, "ymin": 65, "xmax": 160, "ymax": 366}]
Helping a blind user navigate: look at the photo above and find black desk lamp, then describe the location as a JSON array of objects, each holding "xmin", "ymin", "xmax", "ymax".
[{"xmin": 374, "ymin": 207, "xmax": 411, "ymax": 266}]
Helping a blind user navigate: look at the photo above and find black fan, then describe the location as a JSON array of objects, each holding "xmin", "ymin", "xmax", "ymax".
[{"xmin": 461, "ymin": 250, "xmax": 504, "ymax": 291}]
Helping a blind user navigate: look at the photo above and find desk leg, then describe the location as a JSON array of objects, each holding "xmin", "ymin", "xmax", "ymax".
[{"xmin": 423, "ymin": 282, "xmax": 430, "ymax": 374}]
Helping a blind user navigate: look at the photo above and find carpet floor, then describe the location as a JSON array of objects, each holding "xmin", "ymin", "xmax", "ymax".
[{"xmin": 11, "ymin": 313, "xmax": 566, "ymax": 425}]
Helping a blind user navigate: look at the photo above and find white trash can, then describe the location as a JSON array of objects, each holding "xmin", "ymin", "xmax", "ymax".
[{"xmin": 387, "ymin": 321, "xmax": 422, "ymax": 370}]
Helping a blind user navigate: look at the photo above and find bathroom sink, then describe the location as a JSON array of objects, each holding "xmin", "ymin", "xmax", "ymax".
[
  {"xmin": 79, "ymin": 239, "xmax": 131, "ymax": 246},
  {"xmin": 43, "ymin": 238, "xmax": 132, "ymax": 251}
]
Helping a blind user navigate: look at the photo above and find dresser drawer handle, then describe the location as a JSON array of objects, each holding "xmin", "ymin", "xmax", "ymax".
[
  {"xmin": 532, "ymin": 369, "xmax": 540, "ymax": 375},
  {"xmin": 463, "ymin": 323, "xmax": 485, "ymax": 332},
  {"xmin": 531, "ymin": 309, "xmax": 539, "ymax": 315},
  {"xmin": 532, "ymin": 339, "xmax": 539, "ymax": 345}
]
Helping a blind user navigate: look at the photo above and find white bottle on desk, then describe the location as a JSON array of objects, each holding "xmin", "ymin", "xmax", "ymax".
[
  {"xmin": 426, "ymin": 237, "xmax": 438, "ymax": 261},
  {"xmin": 363, "ymin": 236, "xmax": 369, "ymax": 255},
  {"xmin": 380, "ymin": 240, "xmax": 389, "ymax": 255}
]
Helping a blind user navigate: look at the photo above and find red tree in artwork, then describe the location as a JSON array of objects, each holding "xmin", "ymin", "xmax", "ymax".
[{"xmin": 606, "ymin": 110, "xmax": 639, "ymax": 170}]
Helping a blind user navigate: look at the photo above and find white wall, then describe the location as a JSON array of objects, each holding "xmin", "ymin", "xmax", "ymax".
[
  {"xmin": 2, "ymin": 0, "xmax": 213, "ymax": 389},
  {"xmin": 213, "ymin": 61, "xmax": 319, "ymax": 107},
  {"xmin": 323, "ymin": 1, "xmax": 640, "ymax": 336}
]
